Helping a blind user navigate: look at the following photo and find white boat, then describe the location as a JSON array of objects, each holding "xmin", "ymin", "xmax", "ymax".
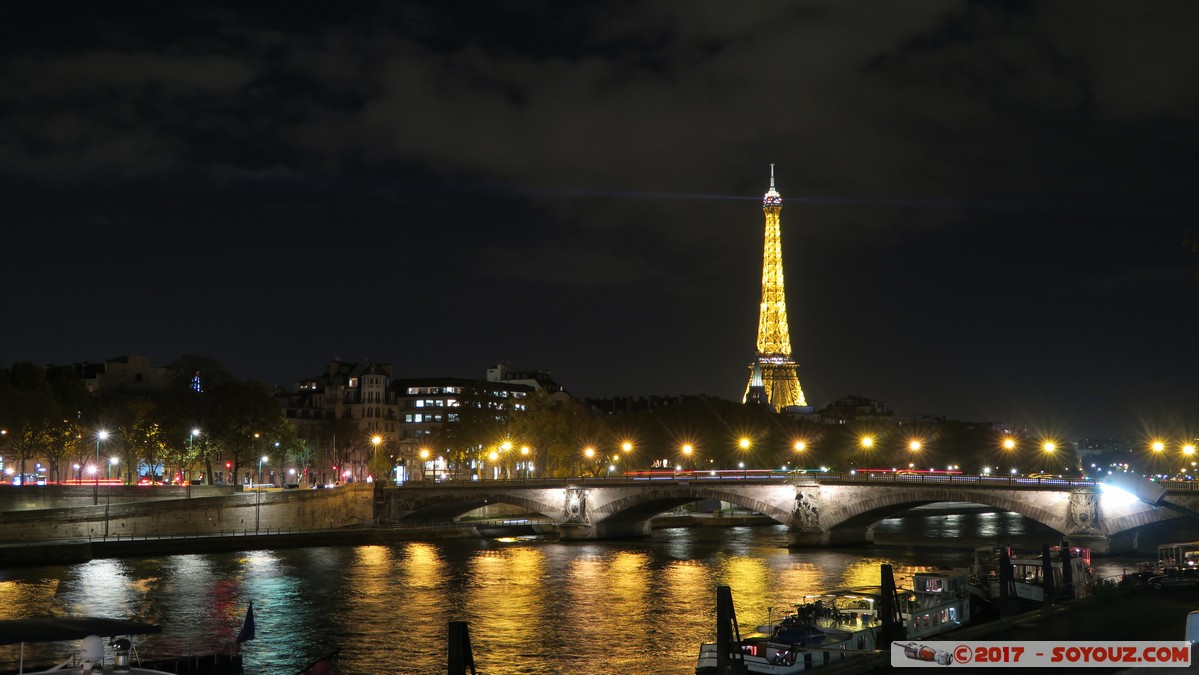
[
  {"xmin": 0, "ymin": 617, "xmax": 242, "ymax": 675},
  {"xmin": 695, "ymin": 570, "xmax": 973, "ymax": 673},
  {"xmin": 971, "ymin": 544, "xmax": 1093, "ymax": 609}
]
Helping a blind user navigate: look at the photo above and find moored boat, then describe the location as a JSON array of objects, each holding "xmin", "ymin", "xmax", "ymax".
[
  {"xmin": 695, "ymin": 569, "xmax": 973, "ymax": 673},
  {"xmin": 970, "ymin": 542, "xmax": 1093, "ymax": 610},
  {"xmin": 0, "ymin": 617, "xmax": 242, "ymax": 675}
]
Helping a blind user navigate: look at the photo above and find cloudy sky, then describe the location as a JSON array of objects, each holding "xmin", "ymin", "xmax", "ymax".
[{"xmin": 4, "ymin": 1, "xmax": 1198, "ymax": 439}]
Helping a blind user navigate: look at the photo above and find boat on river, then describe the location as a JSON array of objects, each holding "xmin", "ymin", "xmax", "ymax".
[
  {"xmin": 0, "ymin": 617, "xmax": 242, "ymax": 675},
  {"xmin": 970, "ymin": 543, "xmax": 1093, "ymax": 609},
  {"xmin": 695, "ymin": 569, "xmax": 973, "ymax": 673}
]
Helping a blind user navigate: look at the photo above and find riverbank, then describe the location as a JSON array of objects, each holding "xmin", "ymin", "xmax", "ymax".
[
  {"xmin": 0, "ymin": 511, "xmax": 776, "ymax": 568},
  {"xmin": 0, "ymin": 522, "xmax": 517, "ymax": 568}
]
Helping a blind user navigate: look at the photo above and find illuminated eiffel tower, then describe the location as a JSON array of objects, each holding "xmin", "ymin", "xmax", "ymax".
[{"xmin": 744, "ymin": 165, "xmax": 807, "ymax": 410}]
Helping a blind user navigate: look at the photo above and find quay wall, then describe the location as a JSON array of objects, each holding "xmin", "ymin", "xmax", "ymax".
[
  {"xmin": 0, "ymin": 484, "xmax": 375, "ymax": 542},
  {"xmin": 0, "ymin": 484, "xmax": 236, "ymax": 511}
]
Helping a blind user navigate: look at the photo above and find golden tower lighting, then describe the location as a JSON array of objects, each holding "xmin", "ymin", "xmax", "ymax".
[{"xmin": 743, "ymin": 164, "xmax": 807, "ymax": 410}]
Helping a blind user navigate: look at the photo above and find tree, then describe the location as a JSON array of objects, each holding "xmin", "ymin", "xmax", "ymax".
[
  {"xmin": 214, "ymin": 379, "xmax": 291, "ymax": 485},
  {"xmin": 429, "ymin": 387, "xmax": 506, "ymax": 479},
  {"xmin": 162, "ymin": 355, "xmax": 237, "ymax": 484},
  {"xmin": 0, "ymin": 363, "xmax": 62, "ymax": 482}
]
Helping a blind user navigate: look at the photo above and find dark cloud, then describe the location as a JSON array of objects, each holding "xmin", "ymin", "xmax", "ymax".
[{"xmin": 3, "ymin": 0, "xmax": 1199, "ymax": 438}]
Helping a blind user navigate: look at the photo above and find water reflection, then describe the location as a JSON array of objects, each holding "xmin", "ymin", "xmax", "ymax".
[{"xmin": 0, "ymin": 513, "xmax": 1191, "ymax": 674}]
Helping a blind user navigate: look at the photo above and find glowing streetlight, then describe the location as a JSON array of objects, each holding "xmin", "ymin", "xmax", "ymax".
[
  {"xmin": 622, "ymin": 441, "xmax": 633, "ymax": 453},
  {"xmin": 739, "ymin": 437, "xmax": 751, "ymax": 450},
  {"xmin": 908, "ymin": 440, "xmax": 922, "ymax": 452},
  {"xmin": 860, "ymin": 436, "xmax": 874, "ymax": 449},
  {"xmin": 1185, "ymin": 445, "xmax": 1196, "ymax": 457},
  {"xmin": 1002, "ymin": 437, "xmax": 1016, "ymax": 451},
  {"xmin": 1152, "ymin": 440, "xmax": 1165, "ymax": 453},
  {"xmin": 1043, "ymin": 442, "xmax": 1056, "ymax": 454},
  {"xmin": 584, "ymin": 447, "xmax": 596, "ymax": 459},
  {"xmin": 95, "ymin": 429, "xmax": 109, "ymax": 466},
  {"xmin": 793, "ymin": 440, "xmax": 807, "ymax": 453},
  {"xmin": 258, "ymin": 455, "xmax": 268, "ymax": 488}
]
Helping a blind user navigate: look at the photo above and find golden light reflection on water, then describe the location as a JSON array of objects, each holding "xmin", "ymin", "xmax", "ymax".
[
  {"xmin": 0, "ymin": 513, "xmax": 1059, "ymax": 674},
  {"xmin": 464, "ymin": 545, "xmax": 548, "ymax": 658},
  {"xmin": 401, "ymin": 542, "xmax": 443, "ymax": 589},
  {"xmin": 0, "ymin": 578, "xmax": 58, "ymax": 620}
]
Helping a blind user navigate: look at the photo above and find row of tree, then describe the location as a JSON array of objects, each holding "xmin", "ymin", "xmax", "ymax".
[
  {"xmin": 1, "ymin": 357, "xmax": 1080, "ymax": 486},
  {"xmin": 423, "ymin": 390, "xmax": 1080, "ymax": 479},
  {"xmin": 0, "ymin": 357, "xmax": 304, "ymax": 485}
]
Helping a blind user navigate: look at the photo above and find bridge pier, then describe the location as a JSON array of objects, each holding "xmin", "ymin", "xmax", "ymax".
[
  {"xmin": 559, "ymin": 520, "xmax": 652, "ymax": 541},
  {"xmin": 787, "ymin": 525, "xmax": 875, "ymax": 548}
]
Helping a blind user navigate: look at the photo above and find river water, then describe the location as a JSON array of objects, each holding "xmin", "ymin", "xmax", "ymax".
[{"xmin": 1, "ymin": 510, "xmax": 1194, "ymax": 675}]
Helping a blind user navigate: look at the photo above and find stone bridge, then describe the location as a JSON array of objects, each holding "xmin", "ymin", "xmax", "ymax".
[{"xmin": 379, "ymin": 475, "xmax": 1199, "ymax": 554}]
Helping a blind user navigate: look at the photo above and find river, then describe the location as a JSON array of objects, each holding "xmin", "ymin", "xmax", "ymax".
[{"xmin": 1, "ymin": 510, "xmax": 1195, "ymax": 674}]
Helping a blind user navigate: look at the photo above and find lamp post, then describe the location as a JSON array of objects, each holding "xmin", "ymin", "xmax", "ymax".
[
  {"xmin": 857, "ymin": 436, "xmax": 873, "ymax": 470},
  {"xmin": 420, "ymin": 448, "xmax": 430, "ymax": 481},
  {"xmin": 88, "ymin": 464, "xmax": 98, "ymax": 505},
  {"xmin": 501, "ymin": 441, "xmax": 512, "ymax": 480},
  {"xmin": 520, "ymin": 446, "xmax": 530, "ymax": 480},
  {"xmin": 258, "ymin": 455, "xmax": 268, "ymax": 489},
  {"xmin": 187, "ymin": 428, "xmax": 200, "ymax": 484},
  {"xmin": 583, "ymin": 446, "xmax": 596, "ymax": 477},
  {"xmin": 95, "ymin": 429, "xmax": 109, "ymax": 468}
]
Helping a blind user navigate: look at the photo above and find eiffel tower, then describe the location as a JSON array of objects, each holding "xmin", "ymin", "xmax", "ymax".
[{"xmin": 744, "ymin": 165, "xmax": 807, "ymax": 410}]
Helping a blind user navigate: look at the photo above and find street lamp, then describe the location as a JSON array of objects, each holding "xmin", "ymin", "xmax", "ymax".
[
  {"xmin": 88, "ymin": 464, "xmax": 98, "ymax": 505},
  {"xmin": 500, "ymin": 441, "xmax": 512, "ymax": 479},
  {"xmin": 909, "ymin": 440, "xmax": 922, "ymax": 452},
  {"xmin": 258, "ymin": 455, "xmax": 268, "ymax": 489},
  {"xmin": 520, "ymin": 446, "xmax": 530, "ymax": 480},
  {"xmin": 583, "ymin": 447, "xmax": 595, "ymax": 477},
  {"xmin": 95, "ymin": 429, "xmax": 109, "ymax": 466},
  {"xmin": 187, "ymin": 428, "xmax": 200, "ymax": 484}
]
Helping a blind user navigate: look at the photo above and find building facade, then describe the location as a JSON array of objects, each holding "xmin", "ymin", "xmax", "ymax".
[{"xmin": 278, "ymin": 360, "xmax": 398, "ymax": 483}]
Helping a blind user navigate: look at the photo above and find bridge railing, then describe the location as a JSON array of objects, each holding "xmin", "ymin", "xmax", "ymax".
[
  {"xmin": 392, "ymin": 471, "xmax": 1100, "ymax": 489},
  {"xmin": 392, "ymin": 472, "xmax": 1199, "ymax": 492}
]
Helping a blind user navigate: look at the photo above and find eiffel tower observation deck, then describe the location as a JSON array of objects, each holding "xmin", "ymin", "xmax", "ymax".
[{"xmin": 744, "ymin": 165, "xmax": 807, "ymax": 411}]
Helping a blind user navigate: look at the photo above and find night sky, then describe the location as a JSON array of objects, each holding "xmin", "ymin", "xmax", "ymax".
[{"xmin": 4, "ymin": 2, "xmax": 1199, "ymax": 439}]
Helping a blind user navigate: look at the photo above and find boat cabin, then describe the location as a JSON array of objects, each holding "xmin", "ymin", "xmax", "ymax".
[{"xmin": 1158, "ymin": 541, "xmax": 1199, "ymax": 570}]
